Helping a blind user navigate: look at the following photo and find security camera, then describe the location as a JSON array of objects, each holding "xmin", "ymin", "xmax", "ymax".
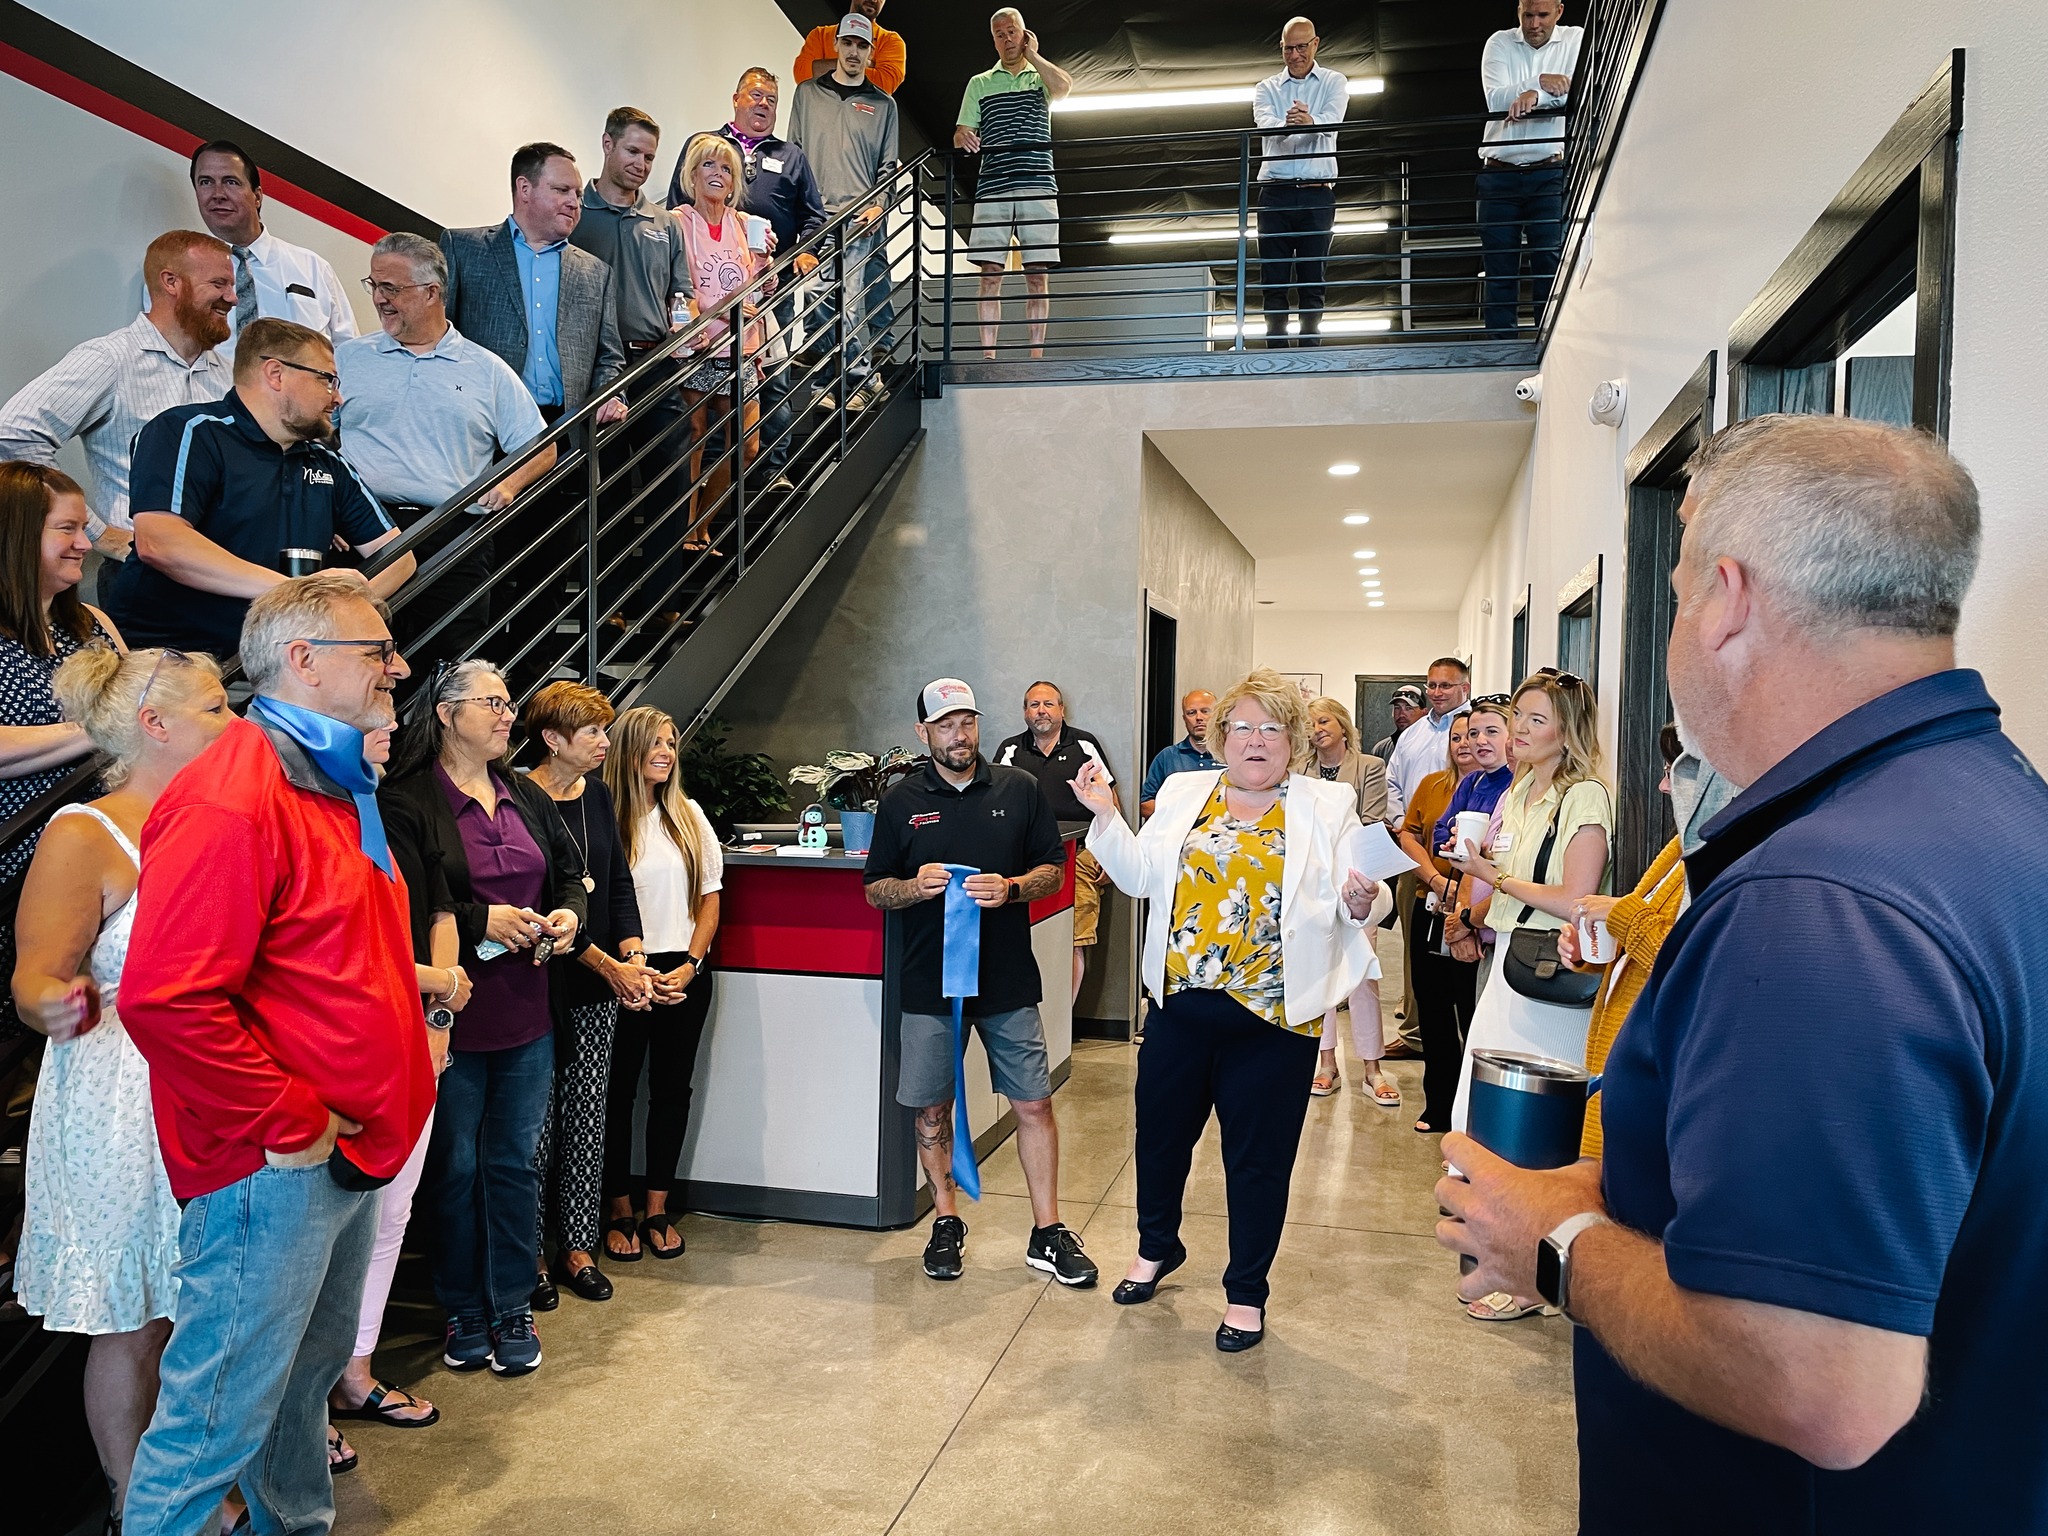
[
  {"xmin": 1588, "ymin": 379, "xmax": 1627, "ymax": 427},
  {"xmin": 1514, "ymin": 375, "xmax": 1543, "ymax": 404}
]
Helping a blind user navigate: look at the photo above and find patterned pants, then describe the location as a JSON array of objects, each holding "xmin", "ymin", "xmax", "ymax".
[{"xmin": 535, "ymin": 1000, "xmax": 618, "ymax": 1257}]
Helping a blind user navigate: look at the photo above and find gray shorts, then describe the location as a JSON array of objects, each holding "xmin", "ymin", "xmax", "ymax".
[
  {"xmin": 967, "ymin": 197, "xmax": 1061, "ymax": 267},
  {"xmin": 898, "ymin": 1005, "xmax": 1052, "ymax": 1107}
]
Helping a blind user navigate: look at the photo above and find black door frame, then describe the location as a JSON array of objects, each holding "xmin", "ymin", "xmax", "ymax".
[
  {"xmin": 1727, "ymin": 51, "xmax": 1962, "ymax": 436},
  {"xmin": 1615, "ymin": 351, "xmax": 1715, "ymax": 889}
]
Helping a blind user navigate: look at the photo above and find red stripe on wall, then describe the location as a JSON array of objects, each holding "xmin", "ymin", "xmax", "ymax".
[
  {"xmin": 0, "ymin": 41, "xmax": 387, "ymax": 245},
  {"xmin": 715, "ymin": 864, "xmax": 886, "ymax": 978}
]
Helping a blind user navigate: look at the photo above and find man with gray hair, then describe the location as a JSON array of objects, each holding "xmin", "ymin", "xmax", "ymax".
[
  {"xmin": 335, "ymin": 232, "xmax": 557, "ymax": 661},
  {"xmin": 1438, "ymin": 415, "xmax": 2048, "ymax": 1531},
  {"xmin": 120, "ymin": 573, "xmax": 431, "ymax": 1536}
]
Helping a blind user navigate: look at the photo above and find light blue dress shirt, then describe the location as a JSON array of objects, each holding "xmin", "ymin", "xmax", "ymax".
[
  {"xmin": 1253, "ymin": 63, "xmax": 1350, "ymax": 182},
  {"xmin": 508, "ymin": 218, "xmax": 566, "ymax": 407}
]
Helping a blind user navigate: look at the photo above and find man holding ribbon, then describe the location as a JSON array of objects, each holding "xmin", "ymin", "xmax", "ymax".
[
  {"xmin": 863, "ymin": 678, "xmax": 1097, "ymax": 1287},
  {"xmin": 119, "ymin": 572, "xmax": 434, "ymax": 1536}
]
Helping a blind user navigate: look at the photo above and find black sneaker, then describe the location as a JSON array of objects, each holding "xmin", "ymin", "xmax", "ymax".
[
  {"xmin": 1026, "ymin": 1223, "xmax": 1099, "ymax": 1288},
  {"xmin": 923, "ymin": 1215, "xmax": 967, "ymax": 1280},
  {"xmin": 488, "ymin": 1309, "xmax": 543, "ymax": 1376}
]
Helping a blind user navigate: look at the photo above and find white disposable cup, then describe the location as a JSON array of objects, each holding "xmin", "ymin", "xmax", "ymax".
[
  {"xmin": 745, "ymin": 218, "xmax": 770, "ymax": 253},
  {"xmin": 1453, "ymin": 811, "xmax": 1490, "ymax": 860},
  {"xmin": 1578, "ymin": 916, "xmax": 1616, "ymax": 965}
]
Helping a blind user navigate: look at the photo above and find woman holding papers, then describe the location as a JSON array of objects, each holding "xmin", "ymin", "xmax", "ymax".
[{"xmin": 1070, "ymin": 668, "xmax": 1398, "ymax": 1354}]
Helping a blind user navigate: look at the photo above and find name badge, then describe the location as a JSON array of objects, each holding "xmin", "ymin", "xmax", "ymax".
[
  {"xmin": 1491, "ymin": 831, "xmax": 1514, "ymax": 855},
  {"xmin": 762, "ymin": 156, "xmax": 784, "ymax": 173}
]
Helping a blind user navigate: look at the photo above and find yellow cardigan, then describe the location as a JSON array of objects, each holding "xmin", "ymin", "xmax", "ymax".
[{"xmin": 1581, "ymin": 836, "xmax": 1687, "ymax": 1157}]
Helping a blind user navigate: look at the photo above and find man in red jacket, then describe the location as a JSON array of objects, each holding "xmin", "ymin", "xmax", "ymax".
[{"xmin": 121, "ymin": 571, "xmax": 432, "ymax": 1536}]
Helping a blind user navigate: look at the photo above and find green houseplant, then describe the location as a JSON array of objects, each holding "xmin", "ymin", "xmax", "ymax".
[
  {"xmin": 677, "ymin": 717, "xmax": 788, "ymax": 838},
  {"xmin": 788, "ymin": 747, "xmax": 923, "ymax": 853}
]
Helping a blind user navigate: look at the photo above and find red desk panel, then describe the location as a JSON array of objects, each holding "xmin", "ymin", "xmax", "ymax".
[{"xmin": 715, "ymin": 864, "xmax": 884, "ymax": 977}]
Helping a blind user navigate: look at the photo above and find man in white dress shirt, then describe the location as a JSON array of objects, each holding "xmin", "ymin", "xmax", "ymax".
[
  {"xmin": 189, "ymin": 140, "xmax": 359, "ymax": 348},
  {"xmin": 1252, "ymin": 17, "xmax": 1347, "ymax": 349},
  {"xmin": 1476, "ymin": 0, "xmax": 1583, "ymax": 336},
  {"xmin": 1383, "ymin": 657, "xmax": 1471, "ymax": 1053},
  {"xmin": 0, "ymin": 229, "xmax": 236, "ymax": 578}
]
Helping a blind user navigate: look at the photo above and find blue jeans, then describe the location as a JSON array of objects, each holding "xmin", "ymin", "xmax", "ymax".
[
  {"xmin": 1477, "ymin": 165, "xmax": 1565, "ymax": 335},
  {"xmin": 123, "ymin": 1164, "xmax": 379, "ymax": 1536},
  {"xmin": 427, "ymin": 1032, "xmax": 553, "ymax": 1324},
  {"xmin": 806, "ymin": 226, "xmax": 896, "ymax": 386}
]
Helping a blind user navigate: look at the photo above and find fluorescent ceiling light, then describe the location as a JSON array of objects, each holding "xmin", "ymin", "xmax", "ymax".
[
  {"xmin": 1343, "ymin": 514, "xmax": 1371, "ymax": 525},
  {"xmin": 1368, "ymin": 599, "xmax": 1386, "ymax": 608},
  {"xmin": 1328, "ymin": 462, "xmax": 1360, "ymax": 476},
  {"xmin": 1361, "ymin": 580, "xmax": 1382, "ymax": 589},
  {"xmin": 1054, "ymin": 76, "xmax": 1383, "ymax": 114},
  {"xmin": 1352, "ymin": 549, "xmax": 1376, "ymax": 558},
  {"xmin": 1357, "ymin": 566, "xmax": 1379, "ymax": 575},
  {"xmin": 1208, "ymin": 315, "xmax": 1394, "ymax": 339},
  {"xmin": 1111, "ymin": 219, "xmax": 1388, "ymax": 247}
]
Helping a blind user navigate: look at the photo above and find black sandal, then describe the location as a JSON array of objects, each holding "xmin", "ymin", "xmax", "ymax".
[
  {"xmin": 639, "ymin": 1213, "xmax": 684, "ymax": 1260},
  {"xmin": 604, "ymin": 1215, "xmax": 643, "ymax": 1263},
  {"xmin": 327, "ymin": 1425, "xmax": 358, "ymax": 1475},
  {"xmin": 329, "ymin": 1379, "xmax": 440, "ymax": 1428}
]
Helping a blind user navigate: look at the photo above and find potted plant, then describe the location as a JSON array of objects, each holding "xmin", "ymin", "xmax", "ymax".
[
  {"xmin": 788, "ymin": 747, "xmax": 923, "ymax": 853},
  {"xmin": 678, "ymin": 716, "xmax": 789, "ymax": 839}
]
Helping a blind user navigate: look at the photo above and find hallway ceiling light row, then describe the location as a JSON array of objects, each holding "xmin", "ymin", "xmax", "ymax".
[
  {"xmin": 1209, "ymin": 315, "xmax": 1394, "ymax": 340},
  {"xmin": 1110, "ymin": 219, "xmax": 1389, "ymax": 246},
  {"xmin": 1343, "ymin": 514, "xmax": 1371, "ymax": 525},
  {"xmin": 1054, "ymin": 77, "xmax": 1384, "ymax": 114}
]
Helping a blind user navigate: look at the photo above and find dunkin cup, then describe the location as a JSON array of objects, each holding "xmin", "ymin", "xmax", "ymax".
[
  {"xmin": 1452, "ymin": 811, "xmax": 1490, "ymax": 860},
  {"xmin": 1578, "ymin": 915, "xmax": 1616, "ymax": 965}
]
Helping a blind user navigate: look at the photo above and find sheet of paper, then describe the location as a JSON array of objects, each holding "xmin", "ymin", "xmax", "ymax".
[{"xmin": 1338, "ymin": 821, "xmax": 1418, "ymax": 883}]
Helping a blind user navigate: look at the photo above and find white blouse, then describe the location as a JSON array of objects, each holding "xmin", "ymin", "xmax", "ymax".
[{"xmin": 632, "ymin": 800, "xmax": 723, "ymax": 954}]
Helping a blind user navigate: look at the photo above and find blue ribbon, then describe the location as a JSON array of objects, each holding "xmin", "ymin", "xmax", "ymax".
[
  {"xmin": 941, "ymin": 863, "xmax": 982, "ymax": 1200},
  {"xmin": 247, "ymin": 695, "xmax": 395, "ymax": 879}
]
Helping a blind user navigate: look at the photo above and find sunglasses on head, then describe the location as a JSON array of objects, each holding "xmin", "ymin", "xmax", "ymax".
[
  {"xmin": 1534, "ymin": 667, "xmax": 1590, "ymax": 691},
  {"xmin": 137, "ymin": 647, "xmax": 193, "ymax": 711},
  {"xmin": 1472, "ymin": 693, "xmax": 1513, "ymax": 707}
]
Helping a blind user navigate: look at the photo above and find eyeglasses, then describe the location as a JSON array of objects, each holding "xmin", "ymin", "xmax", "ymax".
[
  {"xmin": 1223, "ymin": 721, "xmax": 1289, "ymax": 741},
  {"xmin": 359, "ymin": 277, "xmax": 433, "ymax": 300},
  {"xmin": 299, "ymin": 637, "xmax": 401, "ymax": 665},
  {"xmin": 137, "ymin": 648, "xmax": 192, "ymax": 711},
  {"xmin": 450, "ymin": 695, "xmax": 519, "ymax": 718},
  {"xmin": 266, "ymin": 356, "xmax": 341, "ymax": 394}
]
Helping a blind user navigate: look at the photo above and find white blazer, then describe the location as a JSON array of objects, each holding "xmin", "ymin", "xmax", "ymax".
[{"xmin": 1087, "ymin": 770, "xmax": 1393, "ymax": 1029}]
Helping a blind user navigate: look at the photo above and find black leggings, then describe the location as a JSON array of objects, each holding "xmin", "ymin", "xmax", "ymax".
[
  {"xmin": 602, "ymin": 953, "xmax": 714, "ymax": 1202},
  {"xmin": 1409, "ymin": 899, "xmax": 1479, "ymax": 1127}
]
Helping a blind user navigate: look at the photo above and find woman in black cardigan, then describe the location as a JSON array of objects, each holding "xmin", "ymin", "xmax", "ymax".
[{"xmin": 380, "ymin": 660, "xmax": 587, "ymax": 1378}]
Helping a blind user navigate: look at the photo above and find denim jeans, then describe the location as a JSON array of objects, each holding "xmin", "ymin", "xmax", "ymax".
[
  {"xmin": 1476, "ymin": 165, "xmax": 1565, "ymax": 335},
  {"xmin": 806, "ymin": 225, "xmax": 896, "ymax": 387},
  {"xmin": 426, "ymin": 1032, "xmax": 553, "ymax": 1324},
  {"xmin": 122, "ymin": 1164, "xmax": 379, "ymax": 1536}
]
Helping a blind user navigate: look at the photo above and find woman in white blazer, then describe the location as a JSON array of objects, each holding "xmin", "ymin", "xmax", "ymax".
[{"xmin": 1070, "ymin": 669, "xmax": 1391, "ymax": 1353}]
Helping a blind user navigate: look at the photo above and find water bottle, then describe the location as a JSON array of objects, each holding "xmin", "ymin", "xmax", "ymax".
[{"xmin": 670, "ymin": 291, "xmax": 690, "ymax": 329}]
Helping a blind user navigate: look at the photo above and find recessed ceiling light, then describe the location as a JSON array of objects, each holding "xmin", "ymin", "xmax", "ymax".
[
  {"xmin": 1352, "ymin": 549, "xmax": 1376, "ymax": 559},
  {"xmin": 1361, "ymin": 580, "xmax": 1382, "ymax": 589},
  {"xmin": 1342, "ymin": 514, "xmax": 1370, "ymax": 525},
  {"xmin": 1258, "ymin": 599, "xmax": 1275, "ymax": 605},
  {"xmin": 1368, "ymin": 600, "xmax": 1385, "ymax": 608},
  {"xmin": 1357, "ymin": 566, "xmax": 1379, "ymax": 575},
  {"xmin": 1328, "ymin": 462, "xmax": 1360, "ymax": 477}
]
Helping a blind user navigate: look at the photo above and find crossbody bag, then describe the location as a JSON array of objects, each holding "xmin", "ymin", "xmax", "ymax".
[{"xmin": 1500, "ymin": 788, "xmax": 1608, "ymax": 1008}]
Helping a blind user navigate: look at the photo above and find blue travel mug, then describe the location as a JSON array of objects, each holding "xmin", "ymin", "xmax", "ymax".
[{"xmin": 1458, "ymin": 1051, "xmax": 1597, "ymax": 1274}]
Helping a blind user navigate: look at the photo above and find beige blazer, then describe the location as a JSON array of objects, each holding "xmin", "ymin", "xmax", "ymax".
[{"xmin": 1302, "ymin": 750, "xmax": 1388, "ymax": 822}]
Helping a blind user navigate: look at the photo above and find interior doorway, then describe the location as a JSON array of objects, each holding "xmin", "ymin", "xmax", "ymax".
[
  {"xmin": 1143, "ymin": 604, "xmax": 1180, "ymax": 772},
  {"xmin": 1355, "ymin": 673, "xmax": 1430, "ymax": 759}
]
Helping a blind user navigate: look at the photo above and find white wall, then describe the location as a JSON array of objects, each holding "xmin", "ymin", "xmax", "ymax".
[
  {"xmin": 1457, "ymin": 2, "xmax": 2048, "ymax": 763},
  {"xmin": 1252, "ymin": 608, "xmax": 1460, "ymax": 697},
  {"xmin": 27, "ymin": 0, "xmax": 804, "ymax": 228}
]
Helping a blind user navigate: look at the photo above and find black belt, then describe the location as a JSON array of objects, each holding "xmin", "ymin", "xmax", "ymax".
[
  {"xmin": 1481, "ymin": 156, "xmax": 1564, "ymax": 171},
  {"xmin": 624, "ymin": 339, "xmax": 666, "ymax": 353}
]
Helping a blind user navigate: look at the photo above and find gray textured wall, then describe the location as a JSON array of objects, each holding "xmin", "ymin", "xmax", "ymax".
[{"xmin": 1140, "ymin": 440, "xmax": 1257, "ymax": 703}]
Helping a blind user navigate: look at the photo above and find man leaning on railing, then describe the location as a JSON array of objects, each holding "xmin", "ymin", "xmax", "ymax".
[
  {"xmin": 1252, "ymin": 17, "xmax": 1350, "ymax": 350},
  {"xmin": 1477, "ymin": 0, "xmax": 1582, "ymax": 337}
]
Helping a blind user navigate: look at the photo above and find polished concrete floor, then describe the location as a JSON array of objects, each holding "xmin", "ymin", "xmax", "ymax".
[{"xmin": 338, "ymin": 935, "xmax": 1577, "ymax": 1535}]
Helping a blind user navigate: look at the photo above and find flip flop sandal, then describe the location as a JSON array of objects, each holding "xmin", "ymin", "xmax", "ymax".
[
  {"xmin": 640, "ymin": 1213, "xmax": 685, "ymax": 1260},
  {"xmin": 603, "ymin": 1214, "xmax": 643, "ymax": 1263},
  {"xmin": 1465, "ymin": 1291, "xmax": 1557, "ymax": 1322},
  {"xmin": 327, "ymin": 1426, "xmax": 358, "ymax": 1475},
  {"xmin": 330, "ymin": 1380, "xmax": 440, "ymax": 1428}
]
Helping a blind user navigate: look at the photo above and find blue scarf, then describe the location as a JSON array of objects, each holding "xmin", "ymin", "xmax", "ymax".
[
  {"xmin": 941, "ymin": 863, "xmax": 983, "ymax": 1201},
  {"xmin": 247, "ymin": 695, "xmax": 395, "ymax": 880}
]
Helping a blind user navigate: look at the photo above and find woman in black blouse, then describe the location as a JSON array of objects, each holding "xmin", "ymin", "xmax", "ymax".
[{"xmin": 520, "ymin": 683, "xmax": 653, "ymax": 1306}]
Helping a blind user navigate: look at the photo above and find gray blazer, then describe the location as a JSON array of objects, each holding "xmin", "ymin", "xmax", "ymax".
[{"xmin": 439, "ymin": 221, "xmax": 625, "ymax": 415}]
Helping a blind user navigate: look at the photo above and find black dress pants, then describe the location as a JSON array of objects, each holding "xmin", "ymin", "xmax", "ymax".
[
  {"xmin": 1255, "ymin": 182, "xmax": 1337, "ymax": 348},
  {"xmin": 602, "ymin": 953, "xmax": 714, "ymax": 1202},
  {"xmin": 1408, "ymin": 898, "xmax": 1479, "ymax": 1126},
  {"xmin": 1136, "ymin": 986, "xmax": 1320, "ymax": 1307}
]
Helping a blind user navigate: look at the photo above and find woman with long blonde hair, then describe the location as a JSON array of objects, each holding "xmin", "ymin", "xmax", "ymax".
[{"xmin": 599, "ymin": 707, "xmax": 723, "ymax": 1261}]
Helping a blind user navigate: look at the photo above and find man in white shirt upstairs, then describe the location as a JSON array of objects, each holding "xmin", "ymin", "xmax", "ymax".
[
  {"xmin": 1476, "ymin": 0, "xmax": 1583, "ymax": 336},
  {"xmin": 1252, "ymin": 17, "xmax": 1347, "ymax": 349},
  {"xmin": 189, "ymin": 139, "xmax": 359, "ymax": 348}
]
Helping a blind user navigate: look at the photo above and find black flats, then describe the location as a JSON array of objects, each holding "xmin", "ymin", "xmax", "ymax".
[
  {"xmin": 1215, "ymin": 1307, "xmax": 1266, "ymax": 1353},
  {"xmin": 1111, "ymin": 1246, "xmax": 1188, "ymax": 1306},
  {"xmin": 530, "ymin": 1270, "xmax": 560, "ymax": 1312}
]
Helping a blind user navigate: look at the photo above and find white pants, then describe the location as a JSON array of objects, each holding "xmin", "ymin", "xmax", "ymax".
[
  {"xmin": 352, "ymin": 1110, "xmax": 433, "ymax": 1359},
  {"xmin": 1450, "ymin": 943, "xmax": 1592, "ymax": 1132},
  {"xmin": 1316, "ymin": 977, "xmax": 1385, "ymax": 1062}
]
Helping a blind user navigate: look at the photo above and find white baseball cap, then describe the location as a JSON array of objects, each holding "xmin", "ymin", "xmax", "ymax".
[
  {"xmin": 837, "ymin": 13, "xmax": 875, "ymax": 42},
  {"xmin": 917, "ymin": 678, "xmax": 980, "ymax": 722}
]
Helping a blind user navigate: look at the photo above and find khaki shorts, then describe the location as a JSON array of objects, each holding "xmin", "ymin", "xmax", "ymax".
[
  {"xmin": 1072, "ymin": 847, "xmax": 1107, "ymax": 946},
  {"xmin": 968, "ymin": 196, "xmax": 1061, "ymax": 268}
]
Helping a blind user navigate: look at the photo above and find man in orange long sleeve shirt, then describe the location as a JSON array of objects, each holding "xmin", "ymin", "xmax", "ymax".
[{"xmin": 795, "ymin": 0, "xmax": 905, "ymax": 95}]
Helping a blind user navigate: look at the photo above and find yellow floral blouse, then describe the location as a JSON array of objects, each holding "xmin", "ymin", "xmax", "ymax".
[{"xmin": 1164, "ymin": 780, "xmax": 1304, "ymax": 1033}]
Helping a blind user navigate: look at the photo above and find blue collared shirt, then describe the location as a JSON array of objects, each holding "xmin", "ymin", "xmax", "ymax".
[
  {"xmin": 1141, "ymin": 736, "xmax": 1223, "ymax": 803},
  {"xmin": 508, "ymin": 218, "xmax": 566, "ymax": 407},
  {"xmin": 1580, "ymin": 669, "xmax": 2048, "ymax": 1531},
  {"xmin": 1252, "ymin": 63, "xmax": 1349, "ymax": 181}
]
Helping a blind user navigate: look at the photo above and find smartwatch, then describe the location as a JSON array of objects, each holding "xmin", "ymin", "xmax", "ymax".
[
  {"xmin": 1006, "ymin": 879, "xmax": 1023, "ymax": 906},
  {"xmin": 426, "ymin": 1006, "xmax": 455, "ymax": 1031},
  {"xmin": 1535, "ymin": 1211, "xmax": 1608, "ymax": 1318}
]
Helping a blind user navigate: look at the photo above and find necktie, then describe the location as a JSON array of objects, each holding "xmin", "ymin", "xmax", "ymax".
[
  {"xmin": 940, "ymin": 863, "xmax": 983, "ymax": 1201},
  {"xmin": 231, "ymin": 245, "xmax": 257, "ymax": 329}
]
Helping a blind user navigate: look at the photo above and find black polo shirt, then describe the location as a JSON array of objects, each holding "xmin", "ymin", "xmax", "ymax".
[
  {"xmin": 112, "ymin": 394, "xmax": 391, "ymax": 657},
  {"xmin": 992, "ymin": 725, "xmax": 1114, "ymax": 823},
  {"xmin": 864, "ymin": 757, "xmax": 1066, "ymax": 1017}
]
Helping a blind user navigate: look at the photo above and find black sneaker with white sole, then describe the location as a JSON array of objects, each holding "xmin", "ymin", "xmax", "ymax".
[
  {"xmin": 1025, "ymin": 1223, "xmax": 1099, "ymax": 1287},
  {"xmin": 923, "ymin": 1215, "xmax": 968, "ymax": 1280}
]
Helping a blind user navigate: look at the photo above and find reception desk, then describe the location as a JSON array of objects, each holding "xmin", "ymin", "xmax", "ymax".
[{"xmin": 658, "ymin": 829, "xmax": 1080, "ymax": 1228}]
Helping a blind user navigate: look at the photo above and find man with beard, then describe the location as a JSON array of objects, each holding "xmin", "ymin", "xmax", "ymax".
[
  {"xmin": 864, "ymin": 679, "xmax": 1098, "ymax": 1288},
  {"xmin": 0, "ymin": 230, "xmax": 237, "ymax": 577},
  {"xmin": 106, "ymin": 317, "xmax": 414, "ymax": 658},
  {"xmin": 120, "ymin": 572, "xmax": 434, "ymax": 1536}
]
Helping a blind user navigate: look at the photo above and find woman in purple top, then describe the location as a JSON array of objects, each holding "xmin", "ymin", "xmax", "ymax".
[{"xmin": 381, "ymin": 661, "xmax": 586, "ymax": 1379}]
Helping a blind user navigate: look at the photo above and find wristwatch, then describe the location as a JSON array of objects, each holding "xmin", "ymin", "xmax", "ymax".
[
  {"xmin": 1006, "ymin": 879, "xmax": 1023, "ymax": 905},
  {"xmin": 1536, "ymin": 1211, "xmax": 1608, "ymax": 1318},
  {"xmin": 425, "ymin": 1006, "xmax": 455, "ymax": 1031}
]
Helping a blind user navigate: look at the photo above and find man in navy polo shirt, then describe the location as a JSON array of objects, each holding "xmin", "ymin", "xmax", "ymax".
[
  {"xmin": 1435, "ymin": 414, "xmax": 2047, "ymax": 1532},
  {"xmin": 864, "ymin": 678, "xmax": 1098, "ymax": 1290},
  {"xmin": 110, "ymin": 317, "xmax": 413, "ymax": 658},
  {"xmin": 1139, "ymin": 688, "xmax": 1218, "ymax": 818}
]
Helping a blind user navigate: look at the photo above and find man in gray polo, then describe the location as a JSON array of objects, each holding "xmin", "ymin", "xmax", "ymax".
[{"xmin": 334, "ymin": 232, "xmax": 556, "ymax": 662}]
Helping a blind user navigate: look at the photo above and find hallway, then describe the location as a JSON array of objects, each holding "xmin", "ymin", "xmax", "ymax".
[{"xmin": 337, "ymin": 941, "xmax": 1578, "ymax": 1536}]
